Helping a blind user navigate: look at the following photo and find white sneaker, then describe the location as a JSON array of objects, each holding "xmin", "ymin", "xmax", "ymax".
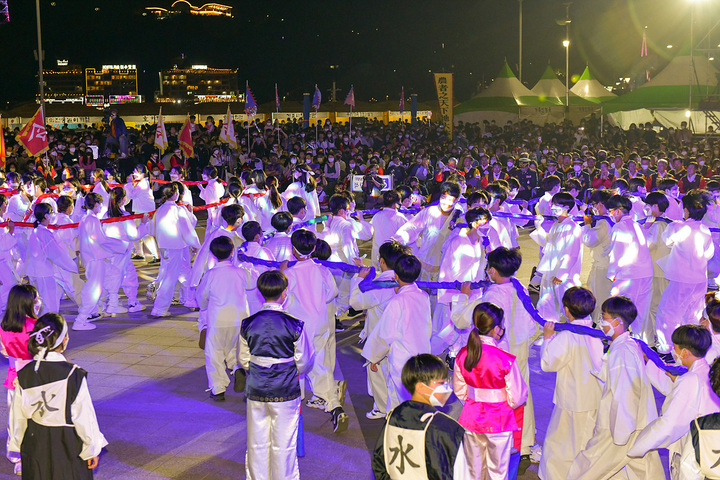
[
  {"xmin": 306, "ymin": 396, "xmax": 326, "ymax": 410},
  {"xmin": 13, "ymin": 462, "xmax": 21, "ymax": 476},
  {"xmin": 72, "ymin": 321, "xmax": 97, "ymax": 331},
  {"xmin": 533, "ymin": 337, "xmax": 544, "ymax": 347},
  {"xmin": 365, "ymin": 408, "xmax": 386, "ymax": 420},
  {"xmin": 150, "ymin": 311, "xmax": 171, "ymax": 318},
  {"xmin": 106, "ymin": 305, "xmax": 128, "ymax": 314},
  {"xmin": 529, "ymin": 444, "xmax": 542, "ymax": 463},
  {"xmin": 128, "ymin": 303, "xmax": 144, "ymax": 313}
]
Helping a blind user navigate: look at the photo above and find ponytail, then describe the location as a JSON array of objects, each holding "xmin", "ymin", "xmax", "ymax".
[
  {"xmin": 159, "ymin": 183, "xmax": 179, "ymax": 205},
  {"xmin": 83, "ymin": 192, "xmax": 103, "ymax": 212},
  {"xmin": 267, "ymin": 175, "xmax": 282, "ymax": 209},
  {"xmin": 463, "ymin": 302, "xmax": 504, "ymax": 371},
  {"xmin": 33, "ymin": 202, "xmax": 52, "ymax": 228},
  {"xmin": 93, "ymin": 169, "xmax": 109, "ymax": 193},
  {"xmin": 108, "ymin": 187, "xmax": 126, "ymax": 218}
]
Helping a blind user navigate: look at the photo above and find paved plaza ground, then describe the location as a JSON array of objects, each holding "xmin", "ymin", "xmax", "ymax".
[{"xmin": 0, "ymin": 222, "xmax": 671, "ymax": 479}]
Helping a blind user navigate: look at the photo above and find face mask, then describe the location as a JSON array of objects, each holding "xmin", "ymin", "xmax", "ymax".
[
  {"xmin": 170, "ymin": 174, "xmax": 179, "ymax": 181},
  {"xmin": 643, "ymin": 205, "xmax": 653, "ymax": 217},
  {"xmin": 133, "ymin": 172, "xmax": 142, "ymax": 180},
  {"xmin": 349, "ymin": 163, "xmax": 355, "ymax": 168},
  {"xmin": 291, "ymin": 158, "xmax": 297, "ymax": 164},
  {"xmin": 69, "ymin": 147, "xmax": 75, "ymax": 153},
  {"xmin": 439, "ymin": 196, "xmax": 455, "ymax": 212},
  {"xmin": 33, "ymin": 299, "xmax": 42, "ymax": 317},
  {"xmin": 574, "ymin": 165, "xmax": 582, "ymax": 172},
  {"xmin": 641, "ymin": 164, "xmax": 649, "ymax": 170},
  {"xmin": 599, "ymin": 317, "xmax": 615, "ymax": 336},
  {"xmin": 671, "ymin": 349, "xmax": 682, "ymax": 365},
  {"xmin": 507, "ymin": 162, "xmax": 513, "ymax": 169},
  {"xmin": 551, "ymin": 205, "xmax": 565, "ymax": 217},
  {"xmin": 423, "ymin": 382, "xmax": 453, "ymax": 408},
  {"xmin": 153, "ymin": 170, "xmax": 160, "ymax": 176},
  {"xmin": 202, "ymin": 175, "xmax": 209, "ymax": 181},
  {"xmin": 700, "ymin": 160, "xmax": 705, "ymax": 166}
]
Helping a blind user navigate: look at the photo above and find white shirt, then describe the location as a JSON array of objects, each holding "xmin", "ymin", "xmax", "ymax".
[
  {"xmin": 657, "ymin": 219, "xmax": 714, "ymax": 283},
  {"xmin": 643, "ymin": 219, "xmax": 672, "ymax": 278},
  {"xmin": 531, "ymin": 216, "xmax": 583, "ymax": 283},
  {"xmin": 153, "ymin": 201, "xmax": 200, "ymax": 250},
  {"xmin": 437, "ymin": 230, "xmax": 487, "ymax": 305},
  {"xmin": 349, "ymin": 269, "xmax": 396, "ymax": 342},
  {"xmin": 370, "ymin": 208, "xmax": 408, "ymax": 267},
  {"xmin": 582, "ymin": 218, "xmax": 611, "ymax": 269},
  {"xmin": 284, "ymin": 259, "xmax": 337, "ymax": 338},
  {"xmin": 265, "ymin": 232, "xmax": 294, "ymax": 262},
  {"xmin": 197, "ymin": 261, "xmax": 251, "ymax": 328},
  {"xmin": 392, "ymin": 205, "xmax": 461, "ymax": 270},
  {"xmin": 607, "ymin": 215, "xmax": 653, "ymax": 281},
  {"xmin": 320, "ymin": 215, "xmax": 372, "ymax": 263},
  {"xmin": 78, "ymin": 212, "xmax": 126, "ymax": 261},
  {"xmin": 124, "ymin": 177, "xmax": 155, "ymax": 214},
  {"xmin": 26, "ymin": 225, "xmax": 78, "ymax": 278}
]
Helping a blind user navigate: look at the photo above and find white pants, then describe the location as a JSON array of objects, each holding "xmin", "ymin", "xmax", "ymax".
[
  {"xmin": 367, "ymin": 359, "xmax": 389, "ymax": 414},
  {"xmin": 539, "ymin": 407, "xmax": 597, "ymax": 480},
  {"xmin": 586, "ymin": 264, "xmax": 611, "ymax": 323},
  {"xmin": 204, "ymin": 324, "xmax": 240, "ymax": 394},
  {"xmin": 656, "ymin": 280, "xmax": 707, "ymax": 354},
  {"xmin": 77, "ymin": 259, "xmax": 107, "ymax": 319},
  {"xmin": 152, "ymin": 248, "xmax": 186, "ymax": 315},
  {"xmin": 464, "ymin": 430, "xmax": 513, "ymax": 480},
  {"xmin": 30, "ymin": 276, "xmax": 61, "ymax": 315},
  {"xmin": 646, "ymin": 276, "xmax": 669, "ymax": 348},
  {"xmin": 510, "ymin": 341, "xmax": 535, "ymax": 454},
  {"xmin": 105, "ymin": 253, "xmax": 140, "ymax": 306},
  {"xmin": 567, "ymin": 429, "xmax": 664, "ymax": 480},
  {"xmin": 610, "ymin": 277, "xmax": 652, "ymax": 344},
  {"xmin": 133, "ymin": 230, "xmax": 158, "ymax": 259},
  {"xmin": 332, "ymin": 271, "xmax": 352, "ymax": 318},
  {"xmin": 54, "ymin": 266, "xmax": 83, "ymax": 307},
  {"xmin": 0, "ymin": 261, "xmax": 17, "ymax": 318},
  {"xmin": 246, "ymin": 398, "xmax": 300, "ymax": 480},
  {"xmin": 306, "ymin": 328, "xmax": 341, "ymax": 411}
]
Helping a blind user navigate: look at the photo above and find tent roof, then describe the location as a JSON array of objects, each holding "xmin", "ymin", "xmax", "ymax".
[{"xmin": 570, "ymin": 66, "xmax": 616, "ymax": 101}]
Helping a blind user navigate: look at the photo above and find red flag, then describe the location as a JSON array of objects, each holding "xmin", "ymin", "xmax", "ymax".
[
  {"xmin": 344, "ymin": 86, "xmax": 355, "ymax": 109},
  {"xmin": 0, "ymin": 122, "xmax": 6, "ymax": 169},
  {"xmin": 16, "ymin": 107, "xmax": 48, "ymax": 157},
  {"xmin": 178, "ymin": 117, "xmax": 194, "ymax": 158}
]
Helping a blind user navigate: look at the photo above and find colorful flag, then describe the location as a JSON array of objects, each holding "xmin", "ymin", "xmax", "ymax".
[
  {"xmin": 0, "ymin": 120, "xmax": 6, "ymax": 169},
  {"xmin": 344, "ymin": 85, "xmax": 355, "ymax": 109},
  {"xmin": 399, "ymin": 87, "xmax": 405, "ymax": 113},
  {"xmin": 178, "ymin": 117, "xmax": 194, "ymax": 158},
  {"xmin": 312, "ymin": 84, "xmax": 321, "ymax": 110},
  {"xmin": 154, "ymin": 106, "xmax": 168, "ymax": 153},
  {"xmin": 275, "ymin": 83, "xmax": 280, "ymax": 111},
  {"xmin": 15, "ymin": 107, "xmax": 48, "ymax": 157},
  {"xmin": 219, "ymin": 105, "xmax": 237, "ymax": 149},
  {"xmin": 244, "ymin": 81, "xmax": 257, "ymax": 117}
]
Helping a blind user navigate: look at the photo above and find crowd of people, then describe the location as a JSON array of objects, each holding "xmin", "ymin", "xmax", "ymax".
[{"xmin": 2, "ymin": 114, "xmax": 720, "ymax": 479}]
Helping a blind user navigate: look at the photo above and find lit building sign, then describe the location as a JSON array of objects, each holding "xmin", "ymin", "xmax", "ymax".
[
  {"xmin": 85, "ymin": 95, "xmax": 105, "ymax": 106},
  {"xmin": 101, "ymin": 65, "xmax": 137, "ymax": 71},
  {"xmin": 109, "ymin": 95, "xmax": 143, "ymax": 104}
]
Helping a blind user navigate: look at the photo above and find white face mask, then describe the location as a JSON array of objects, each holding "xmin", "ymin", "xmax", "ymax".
[
  {"xmin": 291, "ymin": 158, "xmax": 297, "ymax": 164},
  {"xmin": 643, "ymin": 205, "xmax": 653, "ymax": 217},
  {"xmin": 423, "ymin": 382, "xmax": 453, "ymax": 408},
  {"xmin": 170, "ymin": 174, "xmax": 179, "ymax": 181},
  {"xmin": 33, "ymin": 298, "xmax": 42, "ymax": 317},
  {"xmin": 439, "ymin": 195, "xmax": 455, "ymax": 212},
  {"xmin": 599, "ymin": 317, "xmax": 615, "ymax": 336},
  {"xmin": 133, "ymin": 172, "xmax": 142, "ymax": 180},
  {"xmin": 573, "ymin": 165, "xmax": 582, "ymax": 172},
  {"xmin": 700, "ymin": 160, "xmax": 705, "ymax": 166},
  {"xmin": 551, "ymin": 205, "xmax": 566, "ymax": 217},
  {"xmin": 641, "ymin": 164, "xmax": 649, "ymax": 170},
  {"xmin": 507, "ymin": 162, "xmax": 514, "ymax": 169},
  {"xmin": 202, "ymin": 174, "xmax": 209, "ymax": 181}
]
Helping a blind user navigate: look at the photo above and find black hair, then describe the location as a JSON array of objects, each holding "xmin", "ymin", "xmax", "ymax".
[
  {"xmin": 565, "ymin": 178, "xmax": 582, "ymax": 193},
  {"xmin": 295, "ymin": 165, "xmax": 316, "ymax": 192},
  {"xmin": 203, "ymin": 166, "xmax": 218, "ymax": 179},
  {"xmin": 56, "ymin": 195, "xmax": 73, "ymax": 214},
  {"xmin": 606, "ymin": 194, "xmax": 632, "ymax": 214},
  {"xmin": 257, "ymin": 270, "xmax": 288, "ymax": 301},
  {"xmin": 170, "ymin": 166, "xmax": 186, "ymax": 179},
  {"xmin": 541, "ymin": 175, "xmax": 562, "ymax": 191},
  {"xmin": 485, "ymin": 183, "xmax": 507, "ymax": 206},
  {"xmin": 271, "ymin": 211, "xmax": 293, "ymax": 233},
  {"xmin": 562, "ymin": 287, "xmax": 596, "ymax": 320},
  {"xmin": 83, "ymin": 192, "xmax": 103, "ymax": 212},
  {"xmin": 401, "ymin": 354, "xmax": 448, "ymax": 395},
  {"xmin": 28, "ymin": 313, "xmax": 67, "ymax": 357},
  {"xmin": 241, "ymin": 221, "xmax": 263, "ymax": 242},
  {"xmin": 108, "ymin": 186, "xmax": 127, "ymax": 218},
  {"xmin": 439, "ymin": 181, "xmax": 461, "ymax": 199},
  {"xmin": 287, "ymin": 196, "xmax": 307, "ymax": 216},
  {"xmin": 378, "ymin": 240, "xmax": 409, "ymax": 270},
  {"xmin": 487, "ymin": 247, "xmax": 522, "ymax": 278},
  {"xmin": 1, "ymin": 285, "xmax": 39, "ymax": 333},
  {"xmin": 711, "ymin": 356, "xmax": 720, "ymax": 396},
  {"xmin": 707, "ymin": 298, "xmax": 720, "ymax": 334},
  {"xmin": 291, "ymin": 229, "xmax": 316, "ymax": 255},
  {"xmin": 383, "ymin": 190, "xmax": 401, "ymax": 208},
  {"xmin": 464, "ymin": 302, "xmax": 504, "ymax": 371},
  {"xmin": 249, "ymin": 169, "xmax": 267, "ymax": 190},
  {"xmin": 266, "ymin": 175, "xmax": 283, "ymax": 210},
  {"xmin": 628, "ymin": 177, "xmax": 646, "ymax": 192},
  {"xmin": 221, "ymin": 204, "xmax": 245, "ymax": 227},
  {"xmin": 160, "ymin": 183, "xmax": 179, "ymax": 205},
  {"xmin": 467, "ymin": 191, "xmax": 489, "ymax": 207},
  {"xmin": 672, "ymin": 325, "xmax": 712, "ymax": 358},
  {"xmin": 312, "ymin": 239, "xmax": 332, "ymax": 261},
  {"xmin": 91, "ymin": 169, "xmax": 109, "ymax": 193},
  {"xmin": 209, "ymin": 236, "xmax": 234, "ymax": 261},
  {"xmin": 134, "ymin": 164, "xmax": 148, "ymax": 177},
  {"xmin": 226, "ymin": 183, "xmax": 242, "ymax": 202},
  {"xmin": 613, "ymin": 178, "xmax": 629, "ymax": 193},
  {"xmin": 328, "ymin": 194, "xmax": 351, "ymax": 215},
  {"xmin": 643, "ymin": 191, "xmax": 670, "ymax": 213},
  {"xmin": 658, "ymin": 178, "xmax": 678, "ymax": 191},
  {"xmin": 552, "ymin": 192, "xmax": 575, "ymax": 210},
  {"xmin": 394, "ymin": 254, "xmax": 422, "ymax": 283},
  {"xmin": 682, "ymin": 190, "xmax": 709, "ymax": 220},
  {"xmin": 589, "ymin": 189, "xmax": 612, "ymax": 206},
  {"xmin": 465, "ymin": 207, "xmax": 491, "ymax": 227},
  {"xmin": 601, "ymin": 296, "xmax": 637, "ymax": 329},
  {"xmin": 395, "ymin": 185, "xmax": 412, "ymax": 202},
  {"xmin": 173, "ymin": 181, "xmax": 186, "ymax": 200},
  {"xmin": 33, "ymin": 202, "xmax": 53, "ymax": 228}
]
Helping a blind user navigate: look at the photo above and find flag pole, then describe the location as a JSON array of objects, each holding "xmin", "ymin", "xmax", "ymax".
[
  {"xmin": 315, "ymin": 109, "xmax": 318, "ymax": 145},
  {"xmin": 35, "ymin": 0, "xmax": 45, "ymax": 115}
]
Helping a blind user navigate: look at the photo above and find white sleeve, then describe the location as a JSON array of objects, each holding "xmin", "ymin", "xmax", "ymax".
[
  {"xmin": 678, "ymin": 431, "xmax": 704, "ymax": 480},
  {"xmin": 392, "ymin": 209, "xmax": 426, "ymax": 246},
  {"xmin": 450, "ymin": 293, "xmax": 478, "ymax": 330},
  {"xmin": 504, "ymin": 359, "xmax": 528, "ymax": 409},
  {"xmin": 238, "ymin": 334, "xmax": 250, "ymax": 370},
  {"xmin": 293, "ymin": 325, "xmax": 315, "ymax": 375},
  {"xmin": 71, "ymin": 377, "xmax": 109, "ymax": 460},
  {"xmin": 453, "ymin": 361, "xmax": 468, "ymax": 402},
  {"xmin": 540, "ymin": 332, "xmax": 572, "ymax": 373},
  {"xmin": 645, "ymin": 360, "xmax": 674, "ymax": 396},
  {"xmin": 196, "ymin": 273, "xmax": 211, "ymax": 310}
]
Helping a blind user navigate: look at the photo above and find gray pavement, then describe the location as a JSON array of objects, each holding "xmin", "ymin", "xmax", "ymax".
[{"xmin": 0, "ymin": 223, "xmax": 671, "ymax": 479}]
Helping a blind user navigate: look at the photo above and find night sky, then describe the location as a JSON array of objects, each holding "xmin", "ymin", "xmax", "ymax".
[{"xmin": 0, "ymin": 0, "xmax": 717, "ymax": 107}]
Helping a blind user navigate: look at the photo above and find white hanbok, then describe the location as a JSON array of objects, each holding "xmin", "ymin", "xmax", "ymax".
[
  {"xmin": 282, "ymin": 182, "xmax": 320, "ymax": 221},
  {"xmin": 199, "ymin": 177, "xmax": 226, "ymax": 228},
  {"xmin": 369, "ymin": 208, "xmax": 408, "ymax": 268},
  {"xmin": 582, "ymin": 218, "xmax": 612, "ymax": 322},
  {"xmin": 26, "ymin": 224, "xmax": 78, "ymax": 314}
]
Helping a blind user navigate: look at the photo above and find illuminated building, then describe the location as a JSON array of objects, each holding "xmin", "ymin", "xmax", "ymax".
[
  {"xmin": 145, "ymin": 1, "xmax": 233, "ymax": 19},
  {"xmin": 85, "ymin": 65, "xmax": 139, "ymax": 104},
  {"xmin": 42, "ymin": 60, "xmax": 84, "ymax": 103},
  {"xmin": 157, "ymin": 65, "xmax": 240, "ymax": 103}
]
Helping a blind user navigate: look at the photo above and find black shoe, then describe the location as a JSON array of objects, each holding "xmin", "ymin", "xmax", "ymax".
[
  {"xmin": 658, "ymin": 352, "xmax": 675, "ymax": 365},
  {"xmin": 445, "ymin": 354, "xmax": 456, "ymax": 371},
  {"xmin": 211, "ymin": 391, "xmax": 225, "ymax": 402},
  {"xmin": 148, "ymin": 257, "xmax": 161, "ymax": 264},
  {"xmin": 335, "ymin": 318, "xmax": 345, "ymax": 332},
  {"xmin": 131, "ymin": 254, "xmax": 144, "ymax": 260},
  {"xmin": 330, "ymin": 407, "xmax": 349, "ymax": 434},
  {"xmin": 347, "ymin": 307, "xmax": 363, "ymax": 318},
  {"xmin": 233, "ymin": 369, "xmax": 246, "ymax": 393}
]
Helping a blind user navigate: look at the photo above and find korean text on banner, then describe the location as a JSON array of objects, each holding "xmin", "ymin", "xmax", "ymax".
[{"xmin": 434, "ymin": 73, "xmax": 453, "ymax": 136}]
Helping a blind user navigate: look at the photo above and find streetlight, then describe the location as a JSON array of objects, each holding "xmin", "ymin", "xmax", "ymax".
[
  {"xmin": 518, "ymin": 0, "xmax": 523, "ymax": 83},
  {"xmin": 563, "ymin": 40, "xmax": 570, "ymax": 111}
]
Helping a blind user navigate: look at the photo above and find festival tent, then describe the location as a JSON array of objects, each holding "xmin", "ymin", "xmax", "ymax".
[
  {"xmin": 531, "ymin": 65, "xmax": 599, "ymax": 107},
  {"xmin": 603, "ymin": 55, "xmax": 720, "ymax": 129},
  {"xmin": 570, "ymin": 66, "xmax": 616, "ymax": 103}
]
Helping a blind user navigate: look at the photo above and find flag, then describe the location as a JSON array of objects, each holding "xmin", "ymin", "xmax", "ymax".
[
  {"xmin": 0, "ymin": 121, "xmax": 6, "ymax": 169},
  {"xmin": 219, "ymin": 105, "xmax": 237, "ymax": 149},
  {"xmin": 312, "ymin": 84, "xmax": 321, "ymax": 110},
  {"xmin": 399, "ymin": 87, "xmax": 405, "ymax": 113},
  {"xmin": 154, "ymin": 107, "xmax": 168, "ymax": 153},
  {"xmin": 434, "ymin": 73, "xmax": 454, "ymax": 137},
  {"xmin": 15, "ymin": 107, "xmax": 48, "ymax": 157},
  {"xmin": 244, "ymin": 81, "xmax": 257, "ymax": 117},
  {"xmin": 275, "ymin": 83, "xmax": 280, "ymax": 111},
  {"xmin": 178, "ymin": 117, "xmax": 194, "ymax": 158},
  {"xmin": 344, "ymin": 85, "xmax": 355, "ymax": 109}
]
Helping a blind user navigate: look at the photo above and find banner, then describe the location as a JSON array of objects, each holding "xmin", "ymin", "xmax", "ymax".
[
  {"xmin": 178, "ymin": 117, "xmax": 194, "ymax": 158},
  {"xmin": 219, "ymin": 105, "xmax": 237, "ymax": 148},
  {"xmin": 15, "ymin": 107, "xmax": 48, "ymax": 157},
  {"xmin": 154, "ymin": 106, "xmax": 168, "ymax": 153},
  {"xmin": 434, "ymin": 73, "xmax": 453, "ymax": 136},
  {"xmin": 350, "ymin": 174, "xmax": 393, "ymax": 193}
]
